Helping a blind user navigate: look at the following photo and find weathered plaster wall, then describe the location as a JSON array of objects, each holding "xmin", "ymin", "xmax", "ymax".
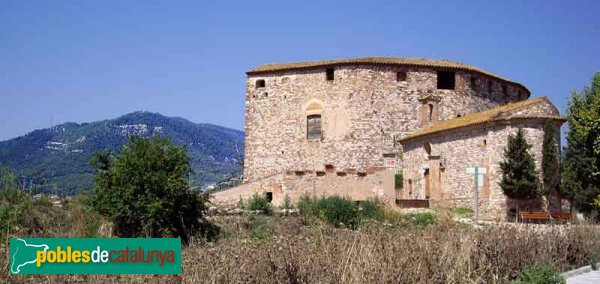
[{"xmin": 243, "ymin": 64, "xmax": 528, "ymax": 182}]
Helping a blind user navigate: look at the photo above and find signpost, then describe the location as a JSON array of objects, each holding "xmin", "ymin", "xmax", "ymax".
[{"xmin": 466, "ymin": 167, "xmax": 486, "ymax": 224}]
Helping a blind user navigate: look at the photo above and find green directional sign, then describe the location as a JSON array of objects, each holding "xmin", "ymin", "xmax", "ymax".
[{"xmin": 10, "ymin": 238, "xmax": 181, "ymax": 275}]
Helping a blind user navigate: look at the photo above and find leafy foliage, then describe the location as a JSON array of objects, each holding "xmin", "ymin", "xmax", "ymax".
[
  {"xmin": 0, "ymin": 164, "xmax": 17, "ymax": 190},
  {"xmin": 511, "ymin": 265, "xmax": 565, "ymax": 284},
  {"xmin": 90, "ymin": 136, "xmax": 210, "ymax": 244},
  {"xmin": 0, "ymin": 111, "xmax": 244, "ymax": 195},
  {"xmin": 394, "ymin": 172, "xmax": 403, "ymax": 189},
  {"xmin": 298, "ymin": 195, "xmax": 359, "ymax": 228},
  {"xmin": 499, "ymin": 129, "xmax": 542, "ymax": 199},
  {"xmin": 542, "ymin": 120, "xmax": 560, "ymax": 196},
  {"xmin": 562, "ymin": 73, "xmax": 600, "ymax": 214},
  {"xmin": 243, "ymin": 193, "xmax": 272, "ymax": 214}
]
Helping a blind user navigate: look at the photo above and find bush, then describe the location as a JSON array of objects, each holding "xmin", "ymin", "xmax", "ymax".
[
  {"xmin": 395, "ymin": 173, "xmax": 403, "ymax": 189},
  {"xmin": 449, "ymin": 207, "xmax": 472, "ymax": 218},
  {"xmin": 403, "ymin": 212, "xmax": 437, "ymax": 227},
  {"xmin": 248, "ymin": 216, "xmax": 275, "ymax": 240},
  {"xmin": 511, "ymin": 265, "xmax": 565, "ymax": 284},
  {"xmin": 359, "ymin": 198, "xmax": 384, "ymax": 221},
  {"xmin": 245, "ymin": 193, "xmax": 272, "ymax": 214},
  {"xmin": 90, "ymin": 136, "xmax": 209, "ymax": 244},
  {"xmin": 298, "ymin": 195, "xmax": 358, "ymax": 228}
]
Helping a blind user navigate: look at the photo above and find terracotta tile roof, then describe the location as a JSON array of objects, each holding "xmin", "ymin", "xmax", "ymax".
[
  {"xmin": 398, "ymin": 97, "xmax": 565, "ymax": 142},
  {"xmin": 247, "ymin": 57, "xmax": 529, "ymax": 94}
]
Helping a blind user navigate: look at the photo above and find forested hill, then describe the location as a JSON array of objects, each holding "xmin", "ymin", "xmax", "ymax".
[{"xmin": 0, "ymin": 111, "xmax": 244, "ymax": 195}]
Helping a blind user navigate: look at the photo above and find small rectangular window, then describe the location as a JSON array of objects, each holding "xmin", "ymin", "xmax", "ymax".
[
  {"xmin": 326, "ymin": 68, "xmax": 334, "ymax": 81},
  {"xmin": 397, "ymin": 71, "xmax": 407, "ymax": 82},
  {"xmin": 471, "ymin": 76, "xmax": 479, "ymax": 91},
  {"xmin": 307, "ymin": 114, "xmax": 322, "ymax": 139},
  {"xmin": 437, "ymin": 71, "xmax": 455, "ymax": 90}
]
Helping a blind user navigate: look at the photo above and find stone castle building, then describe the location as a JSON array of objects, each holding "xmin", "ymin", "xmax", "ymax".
[{"xmin": 212, "ymin": 57, "xmax": 564, "ymax": 220}]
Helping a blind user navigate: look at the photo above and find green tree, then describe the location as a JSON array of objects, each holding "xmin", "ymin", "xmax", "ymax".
[
  {"xmin": 90, "ymin": 136, "xmax": 209, "ymax": 244},
  {"xmin": 541, "ymin": 120, "xmax": 560, "ymax": 196},
  {"xmin": 562, "ymin": 73, "xmax": 600, "ymax": 214},
  {"xmin": 0, "ymin": 164, "xmax": 17, "ymax": 190},
  {"xmin": 499, "ymin": 129, "xmax": 542, "ymax": 200}
]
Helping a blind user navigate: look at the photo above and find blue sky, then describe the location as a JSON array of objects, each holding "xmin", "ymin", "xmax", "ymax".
[{"xmin": 0, "ymin": 0, "xmax": 598, "ymax": 141}]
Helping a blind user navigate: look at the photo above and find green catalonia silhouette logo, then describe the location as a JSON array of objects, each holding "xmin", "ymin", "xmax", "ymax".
[{"xmin": 9, "ymin": 238, "xmax": 181, "ymax": 275}]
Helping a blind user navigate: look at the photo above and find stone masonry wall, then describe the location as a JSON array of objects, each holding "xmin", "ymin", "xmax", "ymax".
[
  {"xmin": 401, "ymin": 118, "xmax": 561, "ymax": 220},
  {"xmin": 244, "ymin": 64, "xmax": 529, "ymax": 182}
]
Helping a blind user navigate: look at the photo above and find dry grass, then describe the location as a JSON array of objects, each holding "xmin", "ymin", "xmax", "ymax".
[{"xmin": 2, "ymin": 214, "xmax": 599, "ymax": 284}]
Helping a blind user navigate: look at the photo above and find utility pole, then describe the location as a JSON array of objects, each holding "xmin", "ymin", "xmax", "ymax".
[{"xmin": 466, "ymin": 167, "xmax": 486, "ymax": 224}]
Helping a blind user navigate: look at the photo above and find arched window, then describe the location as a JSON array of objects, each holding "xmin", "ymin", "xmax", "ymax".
[
  {"xmin": 307, "ymin": 114, "xmax": 322, "ymax": 139},
  {"xmin": 255, "ymin": 79, "xmax": 265, "ymax": 88}
]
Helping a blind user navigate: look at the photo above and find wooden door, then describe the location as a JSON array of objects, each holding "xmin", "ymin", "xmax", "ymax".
[{"xmin": 424, "ymin": 169, "xmax": 430, "ymax": 199}]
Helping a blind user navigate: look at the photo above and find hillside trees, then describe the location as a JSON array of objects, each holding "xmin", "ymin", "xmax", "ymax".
[
  {"xmin": 562, "ymin": 73, "xmax": 600, "ymax": 214},
  {"xmin": 90, "ymin": 136, "xmax": 213, "ymax": 244},
  {"xmin": 0, "ymin": 164, "xmax": 17, "ymax": 190}
]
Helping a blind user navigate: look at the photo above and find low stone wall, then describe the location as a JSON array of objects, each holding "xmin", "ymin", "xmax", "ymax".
[{"xmin": 210, "ymin": 169, "xmax": 397, "ymax": 208}]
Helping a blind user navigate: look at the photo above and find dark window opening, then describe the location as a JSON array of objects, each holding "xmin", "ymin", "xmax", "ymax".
[
  {"xmin": 255, "ymin": 79, "xmax": 265, "ymax": 88},
  {"xmin": 316, "ymin": 171, "xmax": 326, "ymax": 177},
  {"xmin": 357, "ymin": 172, "xmax": 367, "ymax": 177},
  {"xmin": 437, "ymin": 71, "xmax": 455, "ymax": 90},
  {"xmin": 428, "ymin": 104, "xmax": 434, "ymax": 121},
  {"xmin": 471, "ymin": 76, "xmax": 479, "ymax": 91},
  {"xmin": 307, "ymin": 114, "xmax": 322, "ymax": 139},
  {"xmin": 265, "ymin": 192, "xmax": 273, "ymax": 203},
  {"xmin": 397, "ymin": 71, "xmax": 407, "ymax": 82},
  {"xmin": 326, "ymin": 68, "xmax": 334, "ymax": 81},
  {"xmin": 502, "ymin": 85, "xmax": 508, "ymax": 97},
  {"xmin": 483, "ymin": 139, "xmax": 487, "ymax": 147},
  {"xmin": 295, "ymin": 171, "xmax": 305, "ymax": 176},
  {"xmin": 457, "ymin": 113, "xmax": 462, "ymax": 118},
  {"xmin": 336, "ymin": 172, "xmax": 347, "ymax": 177},
  {"xmin": 488, "ymin": 80, "xmax": 493, "ymax": 93}
]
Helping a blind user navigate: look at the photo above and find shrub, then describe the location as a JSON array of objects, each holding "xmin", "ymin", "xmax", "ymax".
[
  {"xmin": 591, "ymin": 252, "xmax": 598, "ymax": 270},
  {"xmin": 359, "ymin": 198, "xmax": 384, "ymax": 221},
  {"xmin": 245, "ymin": 193, "xmax": 272, "ymax": 214},
  {"xmin": 511, "ymin": 265, "xmax": 565, "ymax": 284},
  {"xmin": 281, "ymin": 193, "xmax": 293, "ymax": 211},
  {"xmin": 403, "ymin": 212, "xmax": 437, "ymax": 227},
  {"xmin": 450, "ymin": 207, "xmax": 472, "ymax": 218},
  {"xmin": 90, "ymin": 136, "xmax": 209, "ymax": 244},
  {"xmin": 299, "ymin": 195, "xmax": 359, "ymax": 228},
  {"xmin": 395, "ymin": 173, "xmax": 403, "ymax": 189},
  {"xmin": 248, "ymin": 216, "xmax": 275, "ymax": 240}
]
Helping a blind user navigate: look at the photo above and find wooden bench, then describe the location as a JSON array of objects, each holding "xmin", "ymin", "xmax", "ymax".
[
  {"xmin": 550, "ymin": 212, "xmax": 572, "ymax": 221},
  {"xmin": 520, "ymin": 211, "xmax": 551, "ymax": 223}
]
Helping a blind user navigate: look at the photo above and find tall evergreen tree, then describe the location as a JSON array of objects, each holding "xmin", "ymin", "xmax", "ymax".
[
  {"xmin": 541, "ymin": 120, "xmax": 560, "ymax": 196},
  {"xmin": 499, "ymin": 128, "xmax": 542, "ymax": 200},
  {"xmin": 562, "ymin": 73, "xmax": 600, "ymax": 214}
]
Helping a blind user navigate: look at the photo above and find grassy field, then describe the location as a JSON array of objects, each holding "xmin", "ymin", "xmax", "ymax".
[{"xmin": 3, "ymin": 210, "xmax": 600, "ymax": 283}]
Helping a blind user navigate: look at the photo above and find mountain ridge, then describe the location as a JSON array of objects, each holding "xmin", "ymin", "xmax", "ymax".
[{"xmin": 0, "ymin": 112, "xmax": 244, "ymax": 195}]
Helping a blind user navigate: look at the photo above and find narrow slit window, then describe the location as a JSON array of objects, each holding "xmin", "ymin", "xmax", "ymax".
[
  {"xmin": 326, "ymin": 68, "xmax": 334, "ymax": 81},
  {"xmin": 307, "ymin": 114, "xmax": 322, "ymax": 139},
  {"xmin": 471, "ymin": 76, "xmax": 479, "ymax": 91},
  {"xmin": 437, "ymin": 71, "xmax": 455, "ymax": 90},
  {"xmin": 255, "ymin": 79, "xmax": 265, "ymax": 88},
  {"xmin": 397, "ymin": 71, "xmax": 407, "ymax": 82}
]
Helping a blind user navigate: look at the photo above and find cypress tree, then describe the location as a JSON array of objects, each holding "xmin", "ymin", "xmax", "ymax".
[
  {"xmin": 541, "ymin": 120, "xmax": 560, "ymax": 196},
  {"xmin": 499, "ymin": 128, "xmax": 542, "ymax": 200}
]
